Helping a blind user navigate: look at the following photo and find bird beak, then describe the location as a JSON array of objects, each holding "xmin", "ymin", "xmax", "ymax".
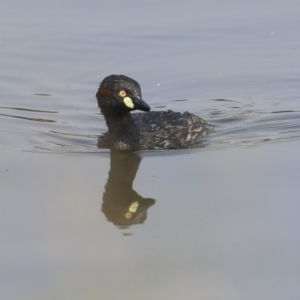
[{"xmin": 132, "ymin": 97, "xmax": 151, "ymax": 112}]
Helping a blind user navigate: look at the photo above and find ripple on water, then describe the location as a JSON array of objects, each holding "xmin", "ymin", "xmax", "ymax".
[
  {"xmin": 208, "ymin": 99, "xmax": 300, "ymax": 148},
  {"xmin": 1, "ymin": 98, "xmax": 300, "ymax": 154}
]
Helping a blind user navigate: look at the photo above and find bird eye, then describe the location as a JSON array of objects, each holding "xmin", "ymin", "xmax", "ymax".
[
  {"xmin": 124, "ymin": 212, "xmax": 132, "ymax": 219},
  {"xmin": 118, "ymin": 90, "xmax": 127, "ymax": 97}
]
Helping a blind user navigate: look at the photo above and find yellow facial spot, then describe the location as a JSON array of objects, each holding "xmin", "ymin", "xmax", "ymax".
[
  {"xmin": 123, "ymin": 97, "xmax": 134, "ymax": 109},
  {"xmin": 118, "ymin": 90, "xmax": 126, "ymax": 97},
  {"xmin": 129, "ymin": 201, "xmax": 139, "ymax": 213}
]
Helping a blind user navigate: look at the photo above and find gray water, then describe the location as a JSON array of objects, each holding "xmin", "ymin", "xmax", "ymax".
[{"xmin": 1, "ymin": 1, "xmax": 300, "ymax": 299}]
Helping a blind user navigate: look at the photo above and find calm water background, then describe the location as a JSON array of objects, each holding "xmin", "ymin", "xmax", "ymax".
[{"xmin": 1, "ymin": 1, "xmax": 300, "ymax": 299}]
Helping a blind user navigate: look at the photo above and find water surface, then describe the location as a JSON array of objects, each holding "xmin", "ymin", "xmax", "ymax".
[{"xmin": 1, "ymin": 1, "xmax": 300, "ymax": 299}]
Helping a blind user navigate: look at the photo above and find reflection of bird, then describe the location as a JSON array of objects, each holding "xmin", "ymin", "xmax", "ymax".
[
  {"xmin": 102, "ymin": 151, "xmax": 155, "ymax": 227},
  {"xmin": 96, "ymin": 74, "xmax": 213, "ymax": 150}
]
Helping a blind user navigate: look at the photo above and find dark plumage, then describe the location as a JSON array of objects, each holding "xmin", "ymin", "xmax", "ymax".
[{"xmin": 96, "ymin": 74, "xmax": 213, "ymax": 151}]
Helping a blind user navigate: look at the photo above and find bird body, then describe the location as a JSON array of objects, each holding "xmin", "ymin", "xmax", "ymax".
[{"xmin": 96, "ymin": 75, "xmax": 212, "ymax": 151}]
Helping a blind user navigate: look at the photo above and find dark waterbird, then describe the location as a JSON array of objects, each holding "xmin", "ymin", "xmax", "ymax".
[{"xmin": 96, "ymin": 74, "xmax": 213, "ymax": 151}]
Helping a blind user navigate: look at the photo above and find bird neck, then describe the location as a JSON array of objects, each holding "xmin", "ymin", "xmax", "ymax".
[{"xmin": 101, "ymin": 108, "xmax": 140, "ymax": 150}]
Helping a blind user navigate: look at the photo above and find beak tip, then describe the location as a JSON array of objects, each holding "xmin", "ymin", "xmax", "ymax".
[{"xmin": 132, "ymin": 96, "xmax": 151, "ymax": 112}]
